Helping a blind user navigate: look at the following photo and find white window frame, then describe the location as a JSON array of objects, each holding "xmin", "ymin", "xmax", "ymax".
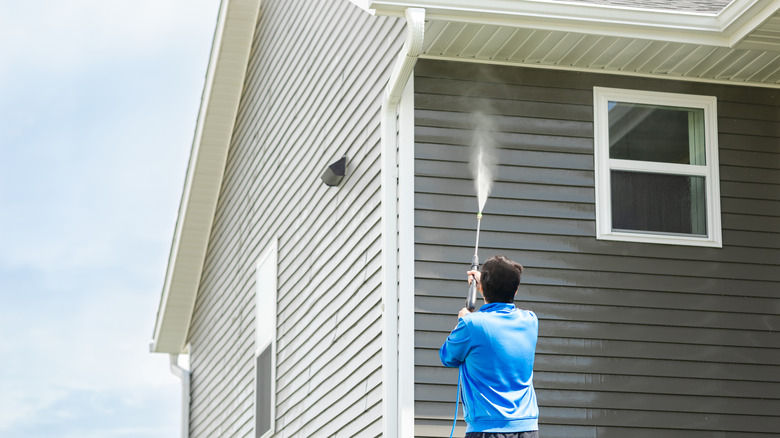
[
  {"xmin": 593, "ymin": 87, "xmax": 722, "ymax": 247},
  {"xmin": 255, "ymin": 239, "xmax": 278, "ymax": 438}
]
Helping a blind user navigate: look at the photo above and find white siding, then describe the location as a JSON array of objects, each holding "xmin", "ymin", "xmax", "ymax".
[{"xmin": 187, "ymin": 1, "xmax": 405, "ymax": 436}]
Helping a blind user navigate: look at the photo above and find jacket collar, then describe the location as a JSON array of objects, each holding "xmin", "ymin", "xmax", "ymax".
[{"xmin": 478, "ymin": 302, "xmax": 516, "ymax": 312}]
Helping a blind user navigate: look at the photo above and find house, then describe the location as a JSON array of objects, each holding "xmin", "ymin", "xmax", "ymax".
[{"xmin": 150, "ymin": 0, "xmax": 780, "ymax": 436}]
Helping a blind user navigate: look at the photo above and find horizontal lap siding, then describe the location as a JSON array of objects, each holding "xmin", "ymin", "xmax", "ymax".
[
  {"xmin": 188, "ymin": 2, "xmax": 404, "ymax": 437},
  {"xmin": 413, "ymin": 59, "xmax": 780, "ymax": 437}
]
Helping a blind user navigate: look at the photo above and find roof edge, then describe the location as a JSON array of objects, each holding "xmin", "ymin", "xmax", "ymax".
[{"xmin": 151, "ymin": 0, "xmax": 261, "ymax": 354}]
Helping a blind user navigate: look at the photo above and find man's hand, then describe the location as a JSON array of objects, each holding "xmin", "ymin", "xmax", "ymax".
[
  {"xmin": 467, "ymin": 269, "xmax": 481, "ymax": 287},
  {"xmin": 458, "ymin": 307, "xmax": 472, "ymax": 319}
]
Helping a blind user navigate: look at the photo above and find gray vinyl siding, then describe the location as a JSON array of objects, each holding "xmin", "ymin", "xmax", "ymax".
[
  {"xmin": 413, "ymin": 59, "xmax": 780, "ymax": 437},
  {"xmin": 187, "ymin": 1, "xmax": 404, "ymax": 437}
]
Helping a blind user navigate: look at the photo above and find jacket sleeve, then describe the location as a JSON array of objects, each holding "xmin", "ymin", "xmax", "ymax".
[{"xmin": 439, "ymin": 318, "xmax": 472, "ymax": 367}]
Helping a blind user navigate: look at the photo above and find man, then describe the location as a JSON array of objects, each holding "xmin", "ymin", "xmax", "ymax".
[{"xmin": 440, "ymin": 255, "xmax": 539, "ymax": 438}]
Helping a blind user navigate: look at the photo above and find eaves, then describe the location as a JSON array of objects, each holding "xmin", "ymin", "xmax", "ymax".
[
  {"xmin": 352, "ymin": 0, "xmax": 780, "ymax": 86},
  {"xmin": 150, "ymin": 0, "xmax": 262, "ymax": 354}
]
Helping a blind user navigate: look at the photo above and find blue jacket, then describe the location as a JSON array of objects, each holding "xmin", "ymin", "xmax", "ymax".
[{"xmin": 439, "ymin": 302, "xmax": 539, "ymax": 433}]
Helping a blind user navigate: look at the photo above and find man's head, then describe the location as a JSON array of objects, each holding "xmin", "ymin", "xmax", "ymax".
[{"xmin": 479, "ymin": 255, "xmax": 524, "ymax": 303}]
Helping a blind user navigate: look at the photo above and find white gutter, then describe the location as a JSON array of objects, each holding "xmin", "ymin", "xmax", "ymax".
[
  {"xmin": 169, "ymin": 354, "xmax": 191, "ymax": 438},
  {"xmin": 381, "ymin": 7, "xmax": 424, "ymax": 438}
]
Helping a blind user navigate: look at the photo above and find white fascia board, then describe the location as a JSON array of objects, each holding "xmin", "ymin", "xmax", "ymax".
[
  {"xmin": 724, "ymin": 0, "xmax": 780, "ymax": 46},
  {"xmin": 364, "ymin": 0, "xmax": 780, "ymax": 47},
  {"xmin": 151, "ymin": 0, "xmax": 261, "ymax": 354}
]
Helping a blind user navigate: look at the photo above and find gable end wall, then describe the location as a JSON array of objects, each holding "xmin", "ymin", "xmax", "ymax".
[{"xmin": 187, "ymin": 2, "xmax": 405, "ymax": 437}]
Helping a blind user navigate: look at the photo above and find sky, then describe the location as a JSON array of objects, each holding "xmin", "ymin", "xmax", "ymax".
[{"xmin": 0, "ymin": 1, "xmax": 220, "ymax": 436}]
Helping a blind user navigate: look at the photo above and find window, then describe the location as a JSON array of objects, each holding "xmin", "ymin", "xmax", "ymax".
[
  {"xmin": 593, "ymin": 87, "xmax": 722, "ymax": 247},
  {"xmin": 255, "ymin": 240, "xmax": 277, "ymax": 438}
]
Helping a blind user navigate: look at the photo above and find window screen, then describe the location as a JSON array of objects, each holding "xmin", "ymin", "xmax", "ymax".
[
  {"xmin": 611, "ymin": 171, "xmax": 706, "ymax": 235},
  {"xmin": 255, "ymin": 346, "xmax": 272, "ymax": 437}
]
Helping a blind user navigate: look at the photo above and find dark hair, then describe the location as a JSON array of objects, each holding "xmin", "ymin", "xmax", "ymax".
[{"xmin": 480, "ymin": 255, "xmax": 523, "ymax": 303}]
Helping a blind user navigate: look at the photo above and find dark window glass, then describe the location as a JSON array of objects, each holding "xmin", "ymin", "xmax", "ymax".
[
  {"xmin": 608, "ymin": 102, "xmax": 705, "ymax": 165},
  {"xmin": 255, "ymin": 346, "xmax": 272, "ymax": 437},
  {"xmin": 611, "ymin": 171, "xmax": 707, "ymax": 235}
]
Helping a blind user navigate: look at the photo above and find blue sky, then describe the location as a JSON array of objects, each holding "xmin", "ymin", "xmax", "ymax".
[{"xmin": 0, "ymin": 1, "xmax": 219, "ymax": 436}]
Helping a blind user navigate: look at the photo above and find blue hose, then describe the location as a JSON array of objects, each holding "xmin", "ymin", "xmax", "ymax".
[{"xmin": 449, "ymin": 366, "xmax": 462, "ymax": 438}]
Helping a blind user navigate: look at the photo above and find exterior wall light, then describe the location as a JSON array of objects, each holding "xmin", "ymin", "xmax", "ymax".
[{"xmin": 321, "ymin": 155, "xmax": 347, "ymax": 187}]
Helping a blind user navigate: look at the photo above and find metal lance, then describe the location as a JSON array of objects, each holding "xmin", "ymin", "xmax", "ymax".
[{"xmin": 466, "ymin": 212, "xmax": 482, "ymax": 311}]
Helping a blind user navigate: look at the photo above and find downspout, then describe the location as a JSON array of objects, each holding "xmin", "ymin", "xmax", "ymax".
[
  {"xmin": 381, "ymin": 7, "xmax": 424, "ymax": 438},
  {"xmin": 169, "ymin": 354, "xmax": 190, "ymax": 438}
]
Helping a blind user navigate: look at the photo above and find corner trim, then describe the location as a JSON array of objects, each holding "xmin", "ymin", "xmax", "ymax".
[
  {"xmin": 381, "ymin": 7, "xmax": 425, "ymax": 438},
  {"xmin": 397, "ymin": 75, "xmax": 416, "ymax": 438}
]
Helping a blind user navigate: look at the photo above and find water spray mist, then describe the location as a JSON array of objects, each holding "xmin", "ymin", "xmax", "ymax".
[{"xmin": 466, "ymin": 113, "xmax": 497, "ymax": 311}]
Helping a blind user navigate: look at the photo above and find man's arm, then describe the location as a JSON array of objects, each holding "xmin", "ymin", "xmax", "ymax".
[
  {"xmin": 439, "ymin": 269, "xmax": 481, "ymax": 367},
  {"xmin": 439, "ymin": 318, "xmax": 472, "ymax": 367}
]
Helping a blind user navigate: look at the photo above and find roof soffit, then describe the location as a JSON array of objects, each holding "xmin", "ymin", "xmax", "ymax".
[
  {"xmin": 357, "ymin": 0, "xmax": 780, "ymax": 47},
  {"xmin": 350, "ymin": 0, "xmax": 780, "ymax": 86}
]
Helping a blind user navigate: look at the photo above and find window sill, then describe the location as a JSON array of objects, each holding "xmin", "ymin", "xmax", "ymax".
[{"xmin": 597, "ymin": 230, "xmax": 723, "ymax": 248}]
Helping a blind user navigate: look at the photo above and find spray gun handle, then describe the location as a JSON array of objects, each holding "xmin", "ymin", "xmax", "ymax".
[
  {"xmin": 466, "ymin": 257, "xmax": 480, "ymax": 311},
  {"xmin": 466, "ymin": 280, "xmax": 477, "ymax": 312}
]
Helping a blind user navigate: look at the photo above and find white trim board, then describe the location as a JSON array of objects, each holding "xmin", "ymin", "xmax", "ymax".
[
  {"xmin": 381, "ymin": 9, "xmax": 425, "ymax": 437},
  {"xmin": 397, "ymin": 75, "xmax": 416, "ymax": 437},
  {"xmin": 254, "ymin": 239, "xmax": 278, "ymax": 438},
  {"xmin": 151, "ymin": 0, "xmax": 263, "ymax": 354}
]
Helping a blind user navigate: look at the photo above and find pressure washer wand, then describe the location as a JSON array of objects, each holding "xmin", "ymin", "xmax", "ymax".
[{"xmin": 466, "ymin": 213, "xmax": 482, "ymax": 312}]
